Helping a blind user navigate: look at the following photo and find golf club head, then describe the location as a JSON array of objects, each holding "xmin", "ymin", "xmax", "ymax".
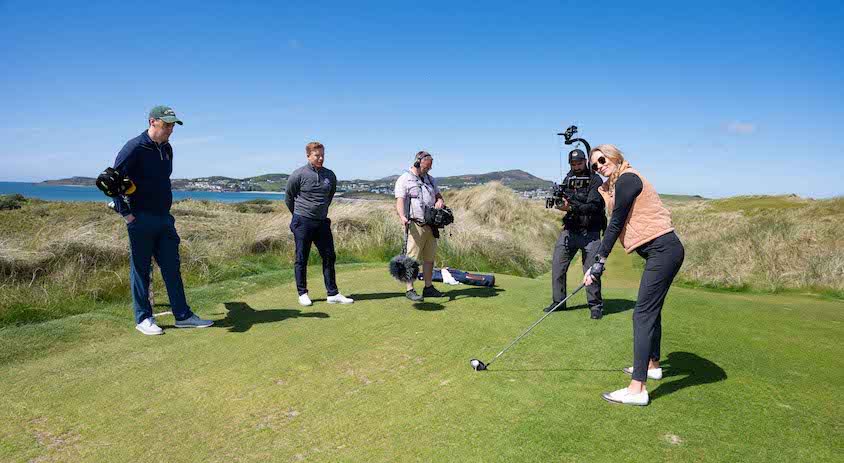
[{"xmin": 469, "ymin": 359, "xmax": 487, "ymax": 371}]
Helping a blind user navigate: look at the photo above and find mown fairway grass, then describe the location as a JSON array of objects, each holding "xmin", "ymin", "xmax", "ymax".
[{"xmin": 1, "ymin": 253, "xmax": 841, "ymax": 462}]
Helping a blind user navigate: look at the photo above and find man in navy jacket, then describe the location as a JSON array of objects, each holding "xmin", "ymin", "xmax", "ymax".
[{"xmin": 113, "ymin": 105, "xmax": 213, "ymax": 335}]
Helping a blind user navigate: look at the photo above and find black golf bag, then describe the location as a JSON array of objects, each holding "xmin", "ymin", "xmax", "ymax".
[{"xmin": 419, "ymin": 267, "xmax": 496, "ymax": 287}]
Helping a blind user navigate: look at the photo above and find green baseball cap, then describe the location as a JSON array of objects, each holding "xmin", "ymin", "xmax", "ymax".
[{"xmin": 148, "ymin": 105, "xmax": 183, "ymax": 125}]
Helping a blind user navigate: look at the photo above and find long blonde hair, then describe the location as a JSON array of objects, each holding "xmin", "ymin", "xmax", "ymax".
[{"xmin": 591, "ymin": 144, "xmax": 631, "ymax": 195}]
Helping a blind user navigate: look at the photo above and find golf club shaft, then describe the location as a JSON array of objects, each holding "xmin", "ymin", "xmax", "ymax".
[{"xmin": 486, "ymin": 283, "xmax": 586, "ymax": 368}]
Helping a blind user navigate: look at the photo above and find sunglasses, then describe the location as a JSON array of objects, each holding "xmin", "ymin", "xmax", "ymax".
[{"xmin": 591, "ymin": 156, "xmax": 607, "ymax": 171}]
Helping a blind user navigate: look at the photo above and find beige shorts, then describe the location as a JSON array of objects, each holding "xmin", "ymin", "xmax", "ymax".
[{"xmin": 407, "ymin": 222, "xmax": 437, "ymax": 262}]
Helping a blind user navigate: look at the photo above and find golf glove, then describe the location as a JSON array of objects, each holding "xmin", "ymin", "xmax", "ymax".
[{"xmin": 587, "ymin": 259, "xmax": 606, "ymax": 278}]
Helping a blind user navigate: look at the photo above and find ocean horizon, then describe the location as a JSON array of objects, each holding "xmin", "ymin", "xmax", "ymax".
[{"xmin": 0, "ymin": 181, "xmax": 286, "ymax": 203}]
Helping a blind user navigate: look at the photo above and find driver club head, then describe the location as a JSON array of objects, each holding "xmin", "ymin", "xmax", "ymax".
[{"xmin": 469, "ymin": 359, "xmax": 487, "ymax": 371}]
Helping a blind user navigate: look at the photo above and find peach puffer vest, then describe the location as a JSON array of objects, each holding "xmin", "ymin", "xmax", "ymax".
[{"xmin": 598, "ymin": 168, "xmax": 674, "ymax": 254}]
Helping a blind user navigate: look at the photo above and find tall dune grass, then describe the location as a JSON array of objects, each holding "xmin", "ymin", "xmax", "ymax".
[
  {"xmin": 1, "ymin": 188, "xmax": 840, "ymax": 327},
  {"xmin": 0, "ymin": 187, "xmax": 561, "ymax": 326},
  {"xmin": 670, "ymin": 195, "xmax": 844, "ymax": 295}
]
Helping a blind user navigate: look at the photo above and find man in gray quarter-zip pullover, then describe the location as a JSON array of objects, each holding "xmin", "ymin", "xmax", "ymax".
[{"xmin": 285, "ymin": 142, "xmax": 354, "ymax": 307}]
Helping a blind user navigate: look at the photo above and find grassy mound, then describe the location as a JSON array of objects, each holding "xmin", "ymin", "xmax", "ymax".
[
  {"xmin": 671, "ymin": 196, "xmax": 844, "ymax": 295},
  {"xmin": 1, "ymin": 187, "xmax": 841, "ymax": 328},
  {"xmin": 0, "ymin": 185, "xmax": 561, "ymax": 327}
]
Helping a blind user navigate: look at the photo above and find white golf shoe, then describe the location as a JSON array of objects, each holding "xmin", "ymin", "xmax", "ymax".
[
  {"xmin": 327, "ymin": 293, "xmax": 354, "ymax": 304},
  {"xmin": 298, "ymin": 293, "xmax": 313, "ymax": 306},
  {"xmin": 623, "ymin": 366, "xmax": 663, "ymax": 380},
  {"xmin": 602, "ymin": 387, "xmax": 649, "ymax": 406},
  {"xmin": 136, "ymin": 317, "xmax": 163, "ymax": 336}
]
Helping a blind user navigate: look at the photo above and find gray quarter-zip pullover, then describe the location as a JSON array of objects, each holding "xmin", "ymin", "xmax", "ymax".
[{"xmin": 285, "ymin": 163, "xmax": 337, "ymax": 220}]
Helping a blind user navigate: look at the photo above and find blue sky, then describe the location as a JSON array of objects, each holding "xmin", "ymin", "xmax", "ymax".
[{"xmin": 1, "ymin": 0, "xmax": 842, "ymax": 198}]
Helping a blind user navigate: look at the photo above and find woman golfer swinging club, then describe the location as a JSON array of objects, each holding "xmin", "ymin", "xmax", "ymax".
[{"xmin": 583, "ymin": 144, "xmax": 685, "ymax": 406}]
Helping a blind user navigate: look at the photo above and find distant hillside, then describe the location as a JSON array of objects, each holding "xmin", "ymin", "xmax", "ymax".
[
  {"xmin": 41, "ymin": 177, "xmax": 95, "ymax": 186},
  {"xmin": 46, "ymin": 169, "xmax": 723, "ymax": 198},
  {"xmin": 377, "ymin": 169, "xmax": 552, "ymax": 192},
  {"xmin": 437, "ymin": 169, "xmax": 552, "ymax": 191},
  {"xmin": 659, "ymin": 194, "xmax": 707, "ymax": 205},
  {"xmin": 170, "ymin": 173, "xmax": 290, "ymax": 192},
  {"xmin": 43, "ymin": 170, "xmax": 552, "ymax": 193}
]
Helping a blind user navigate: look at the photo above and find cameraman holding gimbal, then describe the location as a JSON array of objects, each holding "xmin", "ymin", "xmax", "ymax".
[{"xmin": 546, "ymin": 147, "xmax": 607, "ymax": 319}]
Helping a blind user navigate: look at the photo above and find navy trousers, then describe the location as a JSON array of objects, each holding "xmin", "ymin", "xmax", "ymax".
[
  {"xmin": 127, "ymin": 213, "xmax": 193, "ymax": 324},
  {"xmin": 290, "ymin": 214, "xmax": 338, "ymax": 296}
]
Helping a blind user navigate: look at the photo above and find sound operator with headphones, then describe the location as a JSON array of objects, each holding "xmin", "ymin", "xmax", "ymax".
[
  {"xmin": 394, "ymin": 151, "xmax": 446, "ymax": 302},
  {"xmin": 545, "ymin": 148, "xmax": 607, "ymax": 319}
]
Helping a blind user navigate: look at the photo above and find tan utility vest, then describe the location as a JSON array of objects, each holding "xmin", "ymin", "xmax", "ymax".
[{"xmin": 598, "ymin": 168, "xmax": 674, "ymax": 253}]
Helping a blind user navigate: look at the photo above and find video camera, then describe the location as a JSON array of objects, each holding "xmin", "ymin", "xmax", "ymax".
[
  {"xmin": 546, "ymin": 183, "xmax": 568, "ymax": 209},
  {"xmin": 545, "ymin": 176, "xmax": 591, "ymax": 208},
  {"xmin": 545, "ymin": 125, "xmax": 592, "ymax": 209}
]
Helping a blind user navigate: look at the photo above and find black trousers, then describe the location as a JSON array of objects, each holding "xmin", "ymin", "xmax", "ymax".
[
  {"xmin": 631, "ymin": 232, "xmax": 685, "ymax": 382},
  {"xmin": 552, "ymin": 229, "xmax": 603, "ymax": 309},
  {"xmin": 290, "ymin": 214, "xmax": 338, "ymax": 297}
]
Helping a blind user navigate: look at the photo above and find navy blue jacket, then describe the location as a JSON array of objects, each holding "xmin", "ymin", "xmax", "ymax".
[{"xmin": 113, "ymin": 130, "xmax": 174, "ymax": 216}]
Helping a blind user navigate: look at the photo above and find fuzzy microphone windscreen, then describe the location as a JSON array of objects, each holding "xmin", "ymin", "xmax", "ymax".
[{"xmin": 389, "ymin": 254, "xmax": 420, "ymax": 283}]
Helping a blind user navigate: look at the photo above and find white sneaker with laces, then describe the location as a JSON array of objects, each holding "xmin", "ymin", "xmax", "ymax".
[
  {"xmin": 136, "ymin": 317, "xmax": 163, "ymax": 336},
  {"xmin": 298, "ymin": 293, "xmax": 313, "ymax": 306},
  {"xmin": 602, "ymin": 387, "xmax": 649, "ymax": 406},
  {"xmin": 327, "ymin": 293, "xmax": 354, "ymax": 304},
  {"xmin": 623, "ymin": 366, "xmax": 663, "ymax": 380}
]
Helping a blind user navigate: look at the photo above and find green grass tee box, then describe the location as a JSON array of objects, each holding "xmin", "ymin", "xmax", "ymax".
[{"xmin": 1, "ymin": 262, "xmax": 842, "ymax": 462}]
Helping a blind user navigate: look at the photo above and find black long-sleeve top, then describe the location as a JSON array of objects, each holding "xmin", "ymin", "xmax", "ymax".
[{"xmin": 598, "ymin": 173, "xmax": 643, "ymax": 258}]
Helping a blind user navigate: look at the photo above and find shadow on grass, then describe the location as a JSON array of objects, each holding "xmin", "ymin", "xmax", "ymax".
[
  {"xmin": 211, "ymin": 302, "xmax": 330, "ymax": 333},
  {"xmin": 650, "ymin": 351, "xmax": 727, "ymax": 401},
  {"xmin": 350, "ymin": 286, "xmax": 505, "ymax": 312},
  {"xmin": 566, "ymin": 298, "xmax": 635, "ymax": 315}
]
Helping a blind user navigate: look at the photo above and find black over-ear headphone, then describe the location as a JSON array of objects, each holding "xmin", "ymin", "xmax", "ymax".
[{"xmin": 414, "ymin": 151, "xmax": 432, "ymax": 168}]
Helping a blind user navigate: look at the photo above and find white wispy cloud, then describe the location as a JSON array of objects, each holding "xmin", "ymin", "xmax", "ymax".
[{"xmin": 726, "ymin": 121, "xmax": 757, "ymax": 135}]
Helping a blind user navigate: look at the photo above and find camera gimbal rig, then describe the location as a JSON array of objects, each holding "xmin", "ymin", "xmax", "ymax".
[
  {"xmin": 545, "ymin": 125, "xmax": 593, "ymax": 208},
  {"xmin": 557, "ymin": 125, "xmax": 591, "ymax": 155}
]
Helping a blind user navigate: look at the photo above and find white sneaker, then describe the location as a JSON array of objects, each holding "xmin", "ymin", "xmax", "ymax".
[
  {"xmin": 136, "ymin": 317, "xmax": 163, "ymax": 336},
  {"xmin": 623, "ymin": 366, "xmax": 663, "ymax": 380},
  {"xmin": 298, "ymin": 293, "xmax": 313, "ymax": 306},
  {"xmin": 602, "ymin": 387, "xmax": 649, "ymax": 406},
  {"xmin": 327, "ymin": 293, "xmax": 354, "ymax": 304}
]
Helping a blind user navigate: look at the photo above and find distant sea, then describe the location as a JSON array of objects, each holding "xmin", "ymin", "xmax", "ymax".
[{"xmin": 0, "ymin": 182, "xmax": 285, "ymax": 203}]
